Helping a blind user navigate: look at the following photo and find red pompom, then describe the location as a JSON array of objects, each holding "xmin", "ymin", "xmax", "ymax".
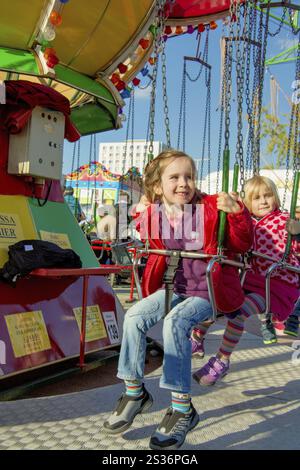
[
  {"xmin": 118, "ymin": 63, "xmax": 128, "ymax": 74},
  {"xmin": 111, "ymin": 73, "xmax": 120, "ymax": 84},
  {"xmin": 139, "ymin": 38, "xmax": 150, "ymax": 50}
]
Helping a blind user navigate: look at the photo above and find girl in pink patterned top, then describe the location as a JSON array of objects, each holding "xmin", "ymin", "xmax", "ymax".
[{"xmin": 192, "ymin": 175, "xmax": 300, "ymax": 386}]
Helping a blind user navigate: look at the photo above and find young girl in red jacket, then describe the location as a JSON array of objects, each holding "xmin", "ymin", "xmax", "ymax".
[
  {"xmin": 104, "ymin": 150, "xmax": 253, "ymax": 449},
  {"xmin": 192, "ymin": 175, "xmax": 300, "ymax": 386}
]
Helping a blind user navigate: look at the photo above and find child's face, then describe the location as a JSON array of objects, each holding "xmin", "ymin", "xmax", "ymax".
[
  {"xmin": 251, "ymin": 184, "xmax": 277, "ymax": 218},
  {"xmin": 157, "ymin": 157, "xmax": 196, "ymax": 207}
]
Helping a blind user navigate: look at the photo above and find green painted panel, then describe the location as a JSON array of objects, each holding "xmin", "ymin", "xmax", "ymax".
[
  {"xmin": 0, "ymin": 47, "xmax": 39, "ymax": 74},
  {"xmin": 71, "ymin": 102, "xmax": 116, "ymax": 135},
  {"xmin": 28, "ymin": 199, "xmax": 99, "ymax": 268},
  {"xmin": 55, "ymin": 65, "xmax": 116, "ymax": 105}
]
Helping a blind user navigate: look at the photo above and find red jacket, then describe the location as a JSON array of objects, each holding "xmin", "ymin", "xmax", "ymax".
[{"xmin": 135, "ymin": 194, "xmax": 253, "ymax": 314}]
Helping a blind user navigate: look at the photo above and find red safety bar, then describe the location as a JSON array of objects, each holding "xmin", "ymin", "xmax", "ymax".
[{"xmin": 30, "ymin": 266, "xmax": 125, "ymax": 369}]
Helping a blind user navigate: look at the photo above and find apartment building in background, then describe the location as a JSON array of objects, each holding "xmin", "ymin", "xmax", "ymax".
[{"xmin": 99, "ymin": 140, "xmax": 168, "ymax": 175}]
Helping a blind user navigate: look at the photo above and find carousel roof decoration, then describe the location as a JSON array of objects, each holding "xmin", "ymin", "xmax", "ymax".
[
  {"xmin": 65, "ymin": 161, "xmax": 142, "ymax": 183},
  {"xmin": 0, "ymin": 1, "xmax": 239, "ymax": 135}
]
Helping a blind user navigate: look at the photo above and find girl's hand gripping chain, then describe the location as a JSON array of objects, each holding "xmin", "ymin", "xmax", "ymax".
[{"xmin": 217, "ymin": 192, "xmax": 241, "ymax": 214}]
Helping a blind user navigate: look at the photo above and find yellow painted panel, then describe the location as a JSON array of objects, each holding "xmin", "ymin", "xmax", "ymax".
[
  {"xmin": 53, "ymin": 0, "xmax": 154, "ymax": 75},
  {"xmin": 0, "ymin": 196, "xmax": 37, "ymax": 268},
  {"xmin": 0, "ymin": 0, "xmax": 46, "ymax": 49}
]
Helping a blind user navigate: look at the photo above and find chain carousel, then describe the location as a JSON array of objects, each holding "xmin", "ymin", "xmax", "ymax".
[{"xmin": 0, "ymin": 0, "xmax": 299, "ymax": 397}]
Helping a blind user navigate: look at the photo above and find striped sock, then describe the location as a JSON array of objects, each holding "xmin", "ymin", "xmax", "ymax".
[
  {"xmin": 218, "ymin": 293, "xmax": 265, "ymax": 359},
  {"xmin": 124, "ymin": 380, "xmax": 143, "ymax": 398},
  {"xmin": 192, "ymin": 320, "xmax": 214, "ymax": 341},
  {"xmin": 171, "ymin": 392, "xmax": 191, "ymax": 414}
]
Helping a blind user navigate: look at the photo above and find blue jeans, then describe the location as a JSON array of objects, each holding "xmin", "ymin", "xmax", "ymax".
[{"xmin": 117, "ymin": 289, "xmax": 213, "ymax": 393}]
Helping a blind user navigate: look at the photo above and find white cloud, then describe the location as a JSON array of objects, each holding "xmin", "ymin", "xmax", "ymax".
[
  {"xmin": 134, "ymin": 86, "xmax": 151, "ymax": 100},
  {"xmin": 276, "ymin": 37, "xmax": 298, "ymax": 51}
]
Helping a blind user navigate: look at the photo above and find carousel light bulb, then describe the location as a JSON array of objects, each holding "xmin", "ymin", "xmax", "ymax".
[
  {"xmin": 40, "ymin": 39, "xmax": 50, "ymax": 50},
  {"xmin": 50, "ymin": 11, "xmax": 63, "ymax": 26},
  {"xmin": 149, "ymin": 24, "xmax": 158, "ymax": 37},
  {"xmin": 43, "ymin": 26, "xmax": 56, "ymax": 41},
  {"xmin": 175, "ymin": 26, "xmax": 183, "ymax": 35},
  {"xmin": 187, "ymin": 25, "xmax": 194, "ymax": 34},
  {"xmin": 210, "ymin": 21, "xmax": 217, "ymax": 30},
  {"xmin": 43, "ymin": 47, "xmax": 56, "ymax": 59}
]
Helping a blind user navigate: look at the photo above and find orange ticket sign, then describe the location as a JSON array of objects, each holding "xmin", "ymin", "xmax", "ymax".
[
  {"xmin": 73, "ymin": 305, "xmax": 108, "ymax": 342},
  {"xmin": 39, "ymin": 230, "xmax": 72, "ymax": 249},
  {"xmin": 5, "ymin": 310, "xmax": 51, "ymax": 358}
]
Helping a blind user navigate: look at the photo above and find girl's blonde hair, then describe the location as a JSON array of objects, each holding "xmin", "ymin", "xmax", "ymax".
[
  {"xmin": 243, "ymin": 175, "xmax": 281, "ymax": 212},
  {"xmin": 143, "ymin": 149, "xmax": 197, "ymax": 203}
]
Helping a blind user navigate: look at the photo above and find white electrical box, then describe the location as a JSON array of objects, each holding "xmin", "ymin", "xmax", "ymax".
[{"xmin": 8, "ymin": 106, "xmax": 65, "ymax": 180}]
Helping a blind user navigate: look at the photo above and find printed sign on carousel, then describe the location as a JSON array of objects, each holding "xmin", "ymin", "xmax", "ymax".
[
  {"xmin": 73, "ymin": 305, "xmax": 108, "ymax": 342},
  {"xmin": 0, "ymin": 213, "xmax": 24, "ymax": 247},
  {"xmin": 5, "ymin": 310, "xmax": 51, "ymax": 358}
]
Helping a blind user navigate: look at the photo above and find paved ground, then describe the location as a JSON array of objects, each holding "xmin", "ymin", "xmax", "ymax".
[
  {"xmin": 1, "ymin": 285, "xmax": 299, "ymax": 450},
  {"xmin": 0, "ymin": 318, "xmax": 300, "ymax": 449}
]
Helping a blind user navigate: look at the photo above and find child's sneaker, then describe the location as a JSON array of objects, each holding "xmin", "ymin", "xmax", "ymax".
[
  {"xmin": 284, "ymin": 314, "xmax": 299, "ymax": 337},
  {"xmin": 149, "ymin": 402, "xmax": 199, "ymax": 450},
  {"xmin": 261, "ymin": 320, "xmax": 277, "ymax": 344},
  {"xmin": 193, "ymin": 356, "xmax": 229, "ymax": 386},
  {"xmin": 273, "ymin": 321, "xmax": 285, "ymax": 336},
  {"xmin": 103, "ymin": 385, "xmax": 153, "ymax": 434},
  {"xmin": 191, "ymin": 336, "xmax": 205, "ymax": 359}
]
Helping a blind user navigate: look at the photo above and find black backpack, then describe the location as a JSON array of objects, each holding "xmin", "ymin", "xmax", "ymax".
[{"xmin": 0, "ymin": 240, "xmax": 82, "ymax": 284}]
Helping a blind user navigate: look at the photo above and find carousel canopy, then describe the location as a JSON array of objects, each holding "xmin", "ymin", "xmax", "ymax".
[
  {"xmin": 168, "ymin": 0, "xmax": 232, "ymax": 24},
  {"xmin": 0, "ymin": 1, "xmax": 234, "ymax": 135},
  {"xmin": 0, "ymin": 0, "xmax": 156, "ymax": 135}
]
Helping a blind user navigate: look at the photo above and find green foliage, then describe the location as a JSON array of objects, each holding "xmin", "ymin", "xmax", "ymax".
[{"xmin": 260, "ymin": 108, "xmax": 290, "ymax": 168}]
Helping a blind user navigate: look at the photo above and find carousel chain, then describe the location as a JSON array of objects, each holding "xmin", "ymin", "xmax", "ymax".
[
  {"xmin": 86, "ymin": 134, "xmax": 93, "ymax": 219},
  {"xmin": 216, "ymin": 36, "xmax": 227, "ymax": 193},
  {"xmin": 253, "ymin": 0, "xmax": 270, "ymax": 174},
  {"xmin": 235, "ymin": 1, "xmax": 249, "ymax": 196},
  {"xmin": 75, "ymin": 139, "xmax": 81, "ymax": 220},
  {"xmin": 251, "ymin": 1, "xmax": 264, "ymax": 175},
  {"xmin": 130, "ymin": 88, "xmax": 135, "ymax": 204},
  {"xmin": 142, "ymin": 104, "xmax": 151, "ymax": 171},
  {"xmin": 245, "ymin": 5, "xmax": 258, "ymax": 178},
  {"xmin": 130, "ymin": 88, "xmax": 135, "ymax": 170},
  {"xmin": 177, "ymin": 60, "xmax": 186, "ymax": 151},
  {"xmin": 282, "ymin": 39, "xmax": 300, "ymax": 206},
  {"xmin": 292, "ymin": 39, "xmax": 300, "ymax": 174},
  {"xmin": 148, "ymin": 0, "xmax": 168, "ymax": 160},
  {"xmin": 121, "ymin": 90, "xmax": 133, "ymax": 177},
  {"xmin": 161, "ymin": 39, "xmax": 171, "ymax": 147},
  {"xmin": 199, "ymin": 69, "xmax": 211, "ymax": 188},
  {"xmin": 71, "ymin": 140, "xmax": 76, "ymax": 175},
  {"xmin": 263, "ymin": 4, "xmax": 287, "ymax": 37},
  {"xmin": 207, "ymin": 69, "xmax": 211, "ymax": 193},
  {"xmin": 186, "ymin": 29, "xmax": 209, "ymax": 83}
]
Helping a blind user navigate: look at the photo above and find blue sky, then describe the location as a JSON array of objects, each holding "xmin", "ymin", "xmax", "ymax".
[{"xmin": 63, "ymin": 11, "xmax": 299, "ymax": 176}]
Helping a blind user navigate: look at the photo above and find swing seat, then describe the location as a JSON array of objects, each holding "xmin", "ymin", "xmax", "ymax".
[{"xmin": 110, "ymin": 241, "xmax": 146, "ymax": 288}]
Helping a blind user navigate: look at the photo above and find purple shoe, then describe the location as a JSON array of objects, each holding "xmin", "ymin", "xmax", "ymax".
[
  {"xmin": 193, "ymin": 356, "xmax": 229, "ymax": 386},
  {"xmin": 191, "ymin": 337, "xmax": 205, "ymax": 359}
]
